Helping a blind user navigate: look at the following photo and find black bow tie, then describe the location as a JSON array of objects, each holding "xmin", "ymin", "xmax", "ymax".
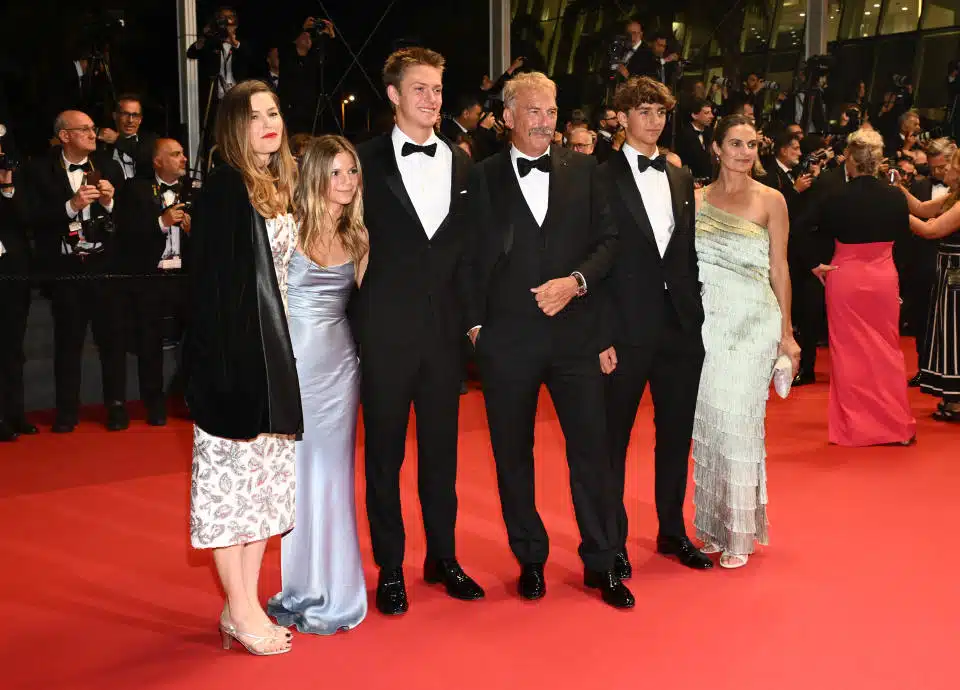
[
  {"xmin": 517, "ymin": 155, "xmax": 551, "ymax": 177},
  {"xmin": 401, "ymin": 141, "xmax": 437, "ymax": 157},
  {"xmin": 158, "ymin": 182, "xmax": 179, "ymax": 194},
  {"xmin": 636, "ymin": 155, "xmax": 666, "ymax": 173},
  {"xmin": 68, "ymin": 162, "xmax": 92, "ymax": 173}
]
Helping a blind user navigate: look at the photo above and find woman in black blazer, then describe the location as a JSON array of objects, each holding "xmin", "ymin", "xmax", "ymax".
[
  {"xmin": 183, "ymin": 80, "xmax": 302, "ymax": 656},
  {"xmin": 810, "ymin": 128, "xmax": 916, "ymax": 446}
]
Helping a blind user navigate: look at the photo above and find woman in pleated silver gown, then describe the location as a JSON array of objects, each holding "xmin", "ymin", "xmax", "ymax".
[{"xmin": 269, "ymin": 135, "xmax": 369, "ymax": 634}]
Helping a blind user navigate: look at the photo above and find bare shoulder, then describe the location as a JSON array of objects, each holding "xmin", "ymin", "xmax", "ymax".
[{"xmin": 753, "ymin": 178, "xmax": 787, "ymax": 212}]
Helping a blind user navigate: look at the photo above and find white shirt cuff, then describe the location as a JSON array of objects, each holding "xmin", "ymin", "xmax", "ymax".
[
  {"xmin": 66, "ymin": 200, "xmax": 79, "ymax": 218},
  {"xmin": 1, "ymin": 188, "xmax": 13, "ymax": 199},
  {"xmin": 101, "ymin": 200, "xmax": 114, "ymax": 213}
]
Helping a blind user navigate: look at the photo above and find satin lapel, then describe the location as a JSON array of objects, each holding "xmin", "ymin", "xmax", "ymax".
[
  {"xmin": 495, "ymin": 149, "xmax": 523, "ymax": 255},
  {"xmin": 431, "ymin": 139, "xmax": 465, "ymax": 239},
  {"xmin": 54, "ymin": 152, "xmax": 74, "ymax": 201},
  {"xmin": 541, "ymin": 144, "xmax": 569, "ymax": 246},
  {"xmin": 611, "ymin": 151, "xmax": 657, "ymax": 249},
  {"xmin": 381, "ymin": 137, "xmax": 426, "ymax": 235},
  {"xmin": 663, "ymin": 163, "xmax": 689, "ymax": 257}
]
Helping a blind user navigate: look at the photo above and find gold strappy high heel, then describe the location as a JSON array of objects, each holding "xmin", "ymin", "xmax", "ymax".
[{"xmin": 219, "ymin": 621, "xmax": 292, "ymax": 656}]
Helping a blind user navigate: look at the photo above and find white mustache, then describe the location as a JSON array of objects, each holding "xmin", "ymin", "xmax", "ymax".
[{"xmin": 529, "ymin": 127, "xmax": 553, "ymax": 137}]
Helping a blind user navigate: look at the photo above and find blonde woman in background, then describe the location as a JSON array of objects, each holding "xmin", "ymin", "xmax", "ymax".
[{"xmin": 268, "ymin": 135, "xmax": 370, "ymax": 634}]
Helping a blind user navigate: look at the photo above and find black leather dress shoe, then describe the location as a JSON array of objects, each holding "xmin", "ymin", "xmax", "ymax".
[
  {"xmin": 614, "ymin": 550, "xmax": 632, "ymax": 580},
  {"xmin": 424, "ymin": 558, "xmax": 485, "ymax": 600},
  {"xmin": 792, "ymin": 370, "xmax": 816, "ymax": 386},
  {"xmin": 376, "ymin": 567, "xmax": 409, "ymax": 615},
  {"xmin": 106, "ymin": 403, "xmax": 130, "ymax": 431},
  {"xmin": 0, "ymin": 419, "xmax": 18, "ymax": 442},
  {"xmin": 52, "ymin": 413, "xmax": 78, "ymax": 434},
  {"xmin": 907, "ymin": 372, "xmax": 922, "ymax": 388},
  {"xmin": 146, "ymin": 400, "xmax": 168, "ymax": 427},
  {"xmin": 518, "ymin": 564, "xmax": 546, "ymax": 600},
  {"xmin": 656, "ymin": 536, "xmax": 714, "ymax": 570},
  {"xmin": 584, "ymin": 569, "xmax": 635, "ymax": 609},
  {"xmin": 10, "ymin": 419, "xmax": 39, "ymax": 435}
]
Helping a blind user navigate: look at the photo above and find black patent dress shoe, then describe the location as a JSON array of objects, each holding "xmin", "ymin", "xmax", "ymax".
[
  {"xmin": 792, "ymin": 370, "xmax": 816, "ymax": 386},
  {"xmin": 0, "ymin": 419, "xmax": 18, "ymax": 442},
  {"xmin": 10, "ymin": 419, "xmax": 39, "ymax": 435},
  {"xmin": 52, "ymin": 412, "xmax": 78, "ymax": 434},
  {"xmin": 424, "ymin": 558, "xmax": 485, "ymax": 600},
  {"xmin": 584, "ymin": 569, "xmax": 635, "ymax": 609},
  {"xmin": 518, "ymin": 564, "xmax": 546, "ymax": 600},
  {"xmin": 105, "ymin": 403, "xmax": 130, "ymax": 431},
  {"xmin": 907, "ymin": 372, "xmax": 922, "ymax": 388},
  {"xmin": 657, "ymin": 535, "xmax": 714, "ymax": 569},
  {"xmin": 376, "ymin": 567, "xmax": 409, "ymax": 615},
  {"xmin": 146, "ymin": 400, "xmax": 168, "ymax": 427},
  {"xmin": 614, "ymin": 550, "xmax": 632, "ymax": 580}
]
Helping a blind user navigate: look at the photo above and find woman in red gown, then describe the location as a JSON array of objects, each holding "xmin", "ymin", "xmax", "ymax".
[{"xmin": 810, "ymin": 130, "xmax": 916, "ymax": 446}]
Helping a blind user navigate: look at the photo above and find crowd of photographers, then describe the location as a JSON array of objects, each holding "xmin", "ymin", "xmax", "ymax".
[{"xmin": 1, "ymin": 8, "xmax": 958, "ymax": 440}]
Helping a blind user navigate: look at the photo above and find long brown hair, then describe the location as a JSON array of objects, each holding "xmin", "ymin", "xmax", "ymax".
[
  {"xmin": 294, "ymin": 135, "xmax": 368, "ymax": 273},
  {"xmin": 214, "ymin": 80, "xmax": 297, "ymax": 217}
]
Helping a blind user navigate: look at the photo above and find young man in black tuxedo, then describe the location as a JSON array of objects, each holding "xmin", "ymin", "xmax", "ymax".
[
  {"xmin": 20, "ymin": 110, "xmax": 127, "ymax": 432},
  {"xmin": 354, "ymin": 47, "xmax": 484, "ymax": 615},
  {"xmin": 0, "ymin": 160, "xmax": 37, "ymax": 441},
  {"xmin": 464, "ymin": 71, "xmax": 633, "ymax": 609},
  {"xmin": 116, "ymin": 138, "xmax": 191, "ymax": 426},
  {"xmin": 596, "ymin": 77, "xmax": 713, "ymax": 577}
]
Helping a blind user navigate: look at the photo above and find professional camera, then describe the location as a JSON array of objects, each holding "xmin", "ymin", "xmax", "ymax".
[
  {"xmin": 608, "ymin": 35, "xmax": 631, "ymax": 72},
  {"xmin": 79, "ymin": 10, "xmax": 125, "ymax": 59},
  {"xmin": 178, "ymin": 174, "xmax": 202, "ymax": 214},
  {"xmin": 209, "ymin": 15, "xmax": 232, "ymax": 42},
  {"xmin": 711, "ymin": 76, "xmax": 735, "ymax": 89},
  {"xmin": 305, "ymin": 17, "xmax": 335, "ymax": 41},
  {"xmin": 917, "ymin": 126, "xmax": 945, "ymax": 143},
  {"xmin": 760, "ymin": 80, "xmax": 780, "ymax": 91},
  {"xmin": 804, "ymin": 54, "xmax": 834, "ymax": 81},
  {"xmin": 797, "ymin": 149, "xmax": 829, "ymax": 176}
]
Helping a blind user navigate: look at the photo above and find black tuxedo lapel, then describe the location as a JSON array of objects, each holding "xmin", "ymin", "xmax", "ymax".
[
  {"xmin": 541, "ymin": 144, "xmax": 572, "ymax": 248},
  {"xmin": 52, "ymin": 152, "xmax": 74, "ymax": 202},
  {"xmin": 431, "ymin": 138, "xmax": 464, "ymax": 239},
  {"xmin": 611, "ymin": 150, "xmax": 658, "ymax": 250},
  {"xmin": 379, "ymin": 136, "xmax": 427, "ymax": 236},
  {"xmin": 663, "ymin": 163, "xmax": 689, "ymax": 258}
]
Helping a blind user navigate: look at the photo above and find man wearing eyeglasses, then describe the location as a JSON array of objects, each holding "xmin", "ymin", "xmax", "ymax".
[
  {"xmin": 20, "ymin": 110, "xmax": 128, "ymax": 433},
  {"xmin": 97, "ymin": 94, "xmax": 158, "ymax": 181},
  {"xmin": 567, "ymin": 128, "xmax": 596, "ymax": 156}
]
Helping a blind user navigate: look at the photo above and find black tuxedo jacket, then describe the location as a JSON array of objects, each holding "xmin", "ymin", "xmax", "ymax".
[
  {"xmin": 103, "ymin": 132, "xmax": 158, "ymax": 181},
  {"xmin": 0, "ymin": 179, "xmax": 30, "ymax": 276},
  {"xmin": 595, "ymin": 150, "xmax": 702, "ymax": 353},
  {"xmin": 186, "ymin": 40, "xmax": 255, "ymax": 100},
  {"xmin": 625, "ymin": 44, "xmax": 659, "ymax": 80},
  {"xmin": 182, "ymin": 165, "xmax": 302, "ymax": 440},
  {"xmin": 115, "ymin": 177, "xmax": 190, "ymax": 273},
  {"xmin": 353, "ymin": 134, "xmax": 474, "ymax": 353},
  {"xmin": 675, "ymin": 122, "xmax": 713, "ymax": 180},
  {"xmin": 20, "ymin": 147, "xmax": 124, "ymax": 274},
  {"xmin": 760, "ymin": 163, "xmax": 805, "ymax": 218},
  {"xmin": 464, "ymin": 145, "xmax": 617, "ymax": 355}
]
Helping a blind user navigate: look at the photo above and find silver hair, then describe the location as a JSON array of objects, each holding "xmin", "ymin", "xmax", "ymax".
[
  {"xmin": 926, "ymin": 137, "xmax": 957, "ymax": 160},
  {"xmin": 502, "ymin": 71, "xmax": 557, "ymax": 111},
  {"xmin": 53, "ymin": 112, "xmax": 70, "ymax": 136},
  {"xmin": 847, "ymin": 128, "xmax": 885, "ymax": 176}
]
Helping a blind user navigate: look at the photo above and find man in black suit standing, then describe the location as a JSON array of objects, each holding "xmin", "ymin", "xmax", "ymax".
[
  {"xmin": 116, "ymin": 138, "xmax": 191, "ymax": 426},
  {"xmin": 97, "ymin": 95, "xmax": 157, "ymax": 181},
  {"xmin": 354, "ymin": 47, "xmax": 484, "ymax": 616},
  {"xmin": 617, "ymin": 19, "xmax": 658, "ymax": 81},
  {"xmin": 464, "ymin": 71, "xmax": 633, "ymax": 609},
  {"xmin": 675, "ymin": 98, "xmax": 715, "ymax": 181},
  {"xmin": 597, "ymin": 77, "xmax": 713, "ymax": 577},
  {"xmin": 21, "ymin": 110, "xmax": 127, "ymax": 433},
  {"xmin": 0, "ymin": 156, "xmax": 37, "ymax": 441}
]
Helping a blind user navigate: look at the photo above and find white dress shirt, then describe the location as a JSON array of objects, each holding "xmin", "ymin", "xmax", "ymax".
[
  {"xmin": 156, "ymin": 176, "xmax": 182, "ymax": 267},
  {"xmin": 621, "ymin": 144, "xmax": 674, "ymax": 257},
  {"xmin": 776, "ymin": 158, "xmax": 792, "ymax": 175},
  {"xmin": 64, "ymin": 154, "xmax": 113, "ymax": 221},
  {"xmin": 391, "ymin": 125, "xmax": 452, "ymax": 239},
  {"xmin": 218, "ymin": 43, "xmax": 237, "ymax": 98},
  {"xmin": 510, "ymin": 145, "xmax": 550, "ymax": 226},
  {"xmin": 932, "ymin": 182, "xmax": 950, "ymax": 200},
  {"xmin": 113, "ymin": 136, "xmax": 137, "ymax": 180}
]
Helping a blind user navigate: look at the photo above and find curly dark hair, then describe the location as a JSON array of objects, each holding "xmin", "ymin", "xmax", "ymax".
[{"xmin": 613, "ymin": 76, "xmax": 676, "ymax": 114}]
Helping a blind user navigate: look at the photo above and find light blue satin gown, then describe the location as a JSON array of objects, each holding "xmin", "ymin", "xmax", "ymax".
[{"xmin": 268, "ymin": 252, "xmax": 367, "ymax": 634}]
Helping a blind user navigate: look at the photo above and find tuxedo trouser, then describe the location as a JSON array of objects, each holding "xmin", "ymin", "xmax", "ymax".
[
  {"xmin": 790, "ymin": 263, "xmax": 825, "ymax": 373},
  {"xmin": 127, "ymin": 275, "xmax": 187, "ymax": 405},
  {"xmin": 50, "ymin": 278, "xmax": 127, "ymax": 417},
  {"xmin": 0, "ymin": 281, "xmax": 31, "ymax": 421},
  {"xmin": 477, "ymin": 330, "xmax": 616, "ymax": 572},
  {"xmin": 361, "ymin": 330, "xmax": 462, "ymax": 570},
  {"xmin": 605, "ymin": 296, "xmax": 705, "ymax": 546}
]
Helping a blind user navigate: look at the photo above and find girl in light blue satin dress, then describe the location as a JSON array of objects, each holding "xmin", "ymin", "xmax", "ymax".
[{"xmin": 268, "ymin": 136, "xmax": 369, "ymax": 634}]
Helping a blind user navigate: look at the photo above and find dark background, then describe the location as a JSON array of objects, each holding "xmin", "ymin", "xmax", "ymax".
[{"xmin": 0, "ymin": 0, "xmax": 491, "ymax": 152}]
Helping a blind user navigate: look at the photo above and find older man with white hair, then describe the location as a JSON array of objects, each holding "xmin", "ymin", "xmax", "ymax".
[{"xmin": 463, "ymin": 71, "xmax": 633, "ymax": 609}]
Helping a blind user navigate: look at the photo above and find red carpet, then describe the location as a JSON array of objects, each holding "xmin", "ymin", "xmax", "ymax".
[{"xmin": 2, "ymin": 340, "xmax": 958, "ymax": 690}]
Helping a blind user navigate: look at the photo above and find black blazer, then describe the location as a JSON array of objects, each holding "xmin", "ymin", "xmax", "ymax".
[
  {"xmin": 464, "ymin": 145, "xmax": 617, "ymax": 354},
  {"xmin": 595, "ymin": 150, "xmax": 702, "ymax": 352},
  {"xmin": 20, "ymin": 147, "xmax": 124, "ymax": 274},
  {"xmin": 182, "ymin": 165, "xmax": 302, "ymax": 440},
  {"xmin": 675, "ymin": 122, "xmax": 713, "ymax": 180},
  {"xmin": 353, "ymin": 134, "xmax": 474, "ymax": 353},
  {"xmin": 102, "ymin": 132, "xmax": 159, "ymax": 181},
  {"xmin": 115, "ymin": 177, "xmax": 190, "ymax": 273},
  {"xmin": 0, "ymin": 180, "xmax": 30, "ymax": 276},
  {"xmin": 625, "ymin": 44, "xmax": 659, "ymax": 80},
  {"xmin": 186, "ymin": 40, "xmax": 255, "ymax": 100}
]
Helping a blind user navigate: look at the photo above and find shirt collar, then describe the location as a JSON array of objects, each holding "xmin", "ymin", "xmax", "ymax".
[
  {"xmin": 510, "ymin": 144, "xmax": 551, "ymax": 163},
  {"xmin": 621, "ymin": 142, "xmax": 659, "ymax": 165},
  {"xmin": 62, "ymin": 152, "xmax": 89, "ymax": 168},
  {"xmin": 391, "ymin": 125, "xmax": 440, "ymax": 157},
  {"xmin": 776, "ymin": 158, "xmax": 792, "ymax": 174},
  {"xmin": 155, "ymin": 175, "xmax": 179, "ymax": 187}
]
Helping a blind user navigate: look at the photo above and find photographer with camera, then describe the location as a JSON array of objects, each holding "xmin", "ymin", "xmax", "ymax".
[
  {"xmin": 20, "ymin": 110, "xmax": 127, "ymax": 433},
  {"xmin": 187, "ymin": 7, "xmax": 253, "ymax": 121},
  {"xmin": 96, "ymin": 94, "xmax": 157, "ymax": 181},
  {"xmin": 273, "ymin": 17, "xmax": 335, "ymax": 136},
  {"xmin": 116, "ymin": 138, "xmax": 192, "ymax": 426},
  {"xmin": 675, "ymin": 98, "xmax": 715, "ymax": 180},
  {"xmin": 613, "ymin": 18, "xmax": 658, "ymax": 81},
  {"xmin": 884, "ymin": 110, "xmax": 920, "ymax": 158},
  {"xmin": 0, "ymin": 134, "xmax": 35, "ymax": 442}
]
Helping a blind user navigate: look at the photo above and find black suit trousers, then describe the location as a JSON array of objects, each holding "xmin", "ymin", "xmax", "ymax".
[
  {"xmin": 605, "ymin": 294, "xmax": 704, "ymax": 545},
  {"xmin": 50, "ymin": 279, "xmax": 127, "ymax": 415},
  {"xmin": 789, "ymin": 262, "xmax": 825, "ymax": 372},
  {"xmin": 0, "ymin": 282, "xmax": 31, "ymax": 421},
  {"xmin": 361, "ymin": 327, "xmax": 462, "ymax": 570},
  {"xmin": 127, "ymin": 275, "xmax": 187, "ymax": 404},
  {"xmin": 477, "ymin": 328, "xmax": 616, "ymax": 572}
]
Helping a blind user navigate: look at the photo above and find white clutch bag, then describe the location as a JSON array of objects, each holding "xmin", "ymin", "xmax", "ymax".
[{"xmin": 772, "ymin": 354, "xmax": 793, "ymax": 399}]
